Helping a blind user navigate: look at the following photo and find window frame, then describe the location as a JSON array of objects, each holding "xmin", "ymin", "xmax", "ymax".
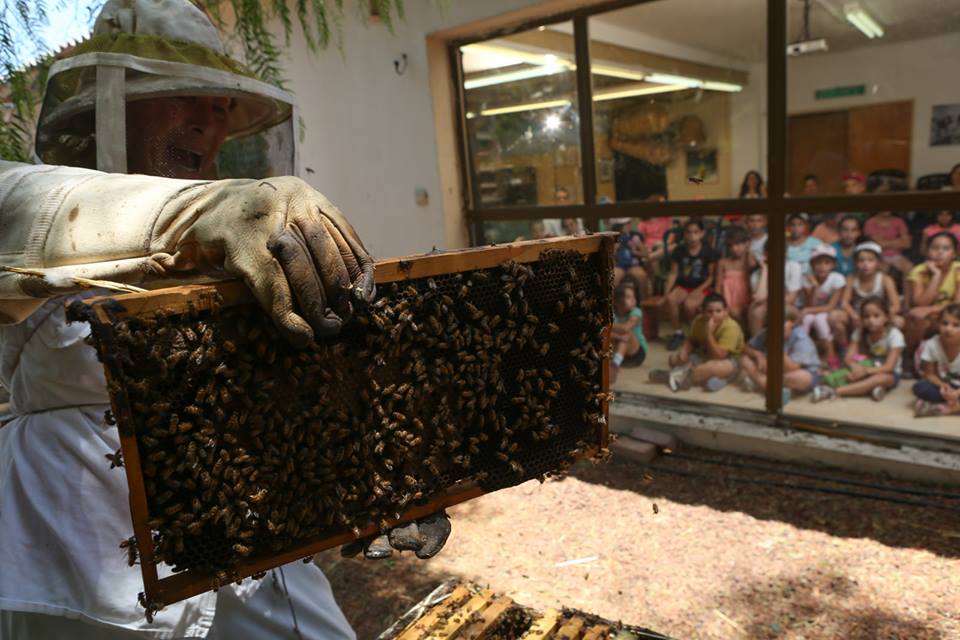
[{"xmin": 449, "ymin": 0, "xmax": 960, "ymax": 417}]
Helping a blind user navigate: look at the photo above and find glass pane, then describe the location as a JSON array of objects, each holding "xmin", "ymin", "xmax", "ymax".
[
  {"xmin": 460, "ymin": 22, "xmax": 582, "ymax": 208},
  {"xmin": 610, "ymin": 213, "xmax": 769, "ymax": 413},
  {"xmin": 588, "ymin": 1, "xmax": 767, "ymax": 202},
  {"xmin": 783, "ymin": 208, "xmax": 960, "ymax": 442},
  {"xmin": 787, "ymin": 0, "xmax": 960, "ymax": 195},
  {"xmin": 476, "ymin": 218, "xmax": 591, "ymax": 245}
]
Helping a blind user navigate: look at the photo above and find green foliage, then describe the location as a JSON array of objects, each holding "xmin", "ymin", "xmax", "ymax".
[{"xmin": 0, "ymin": 0, "xmax": 408, "ymax": 162}]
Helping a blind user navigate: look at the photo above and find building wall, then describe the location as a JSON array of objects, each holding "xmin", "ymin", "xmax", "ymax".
[{"xmin": 279, "ymin": 0, "xmax": 544, "ymax": 260}]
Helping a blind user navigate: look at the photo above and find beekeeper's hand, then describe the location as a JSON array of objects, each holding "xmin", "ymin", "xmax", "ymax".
[
  {"xmin": 155, "ymin": 177, "xmax": 375, "ymax": 345},
  {"xmin": 340, "ymin": 511, "xmax": 452, "ymax": 560}
]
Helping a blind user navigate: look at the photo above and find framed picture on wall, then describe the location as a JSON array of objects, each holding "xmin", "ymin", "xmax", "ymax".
[
  {"xmin": 931, "ymin": 104, "xmax": 960, "ymax": 146},
  {"xmin": 686, "ymin": 148, "xmax": 718, "ymax": 184}
]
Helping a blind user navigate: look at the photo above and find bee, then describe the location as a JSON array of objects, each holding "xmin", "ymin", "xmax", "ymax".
[
  {"xmin": 120, "ymin": 537, "xmax": 138, "ymax": 566},
  {"xmin": 105, "ymin": 449, "xmax": 124, "ymax": 469}
]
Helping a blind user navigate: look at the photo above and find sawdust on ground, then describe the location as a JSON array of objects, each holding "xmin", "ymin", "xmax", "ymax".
[{"xmin": 316, "ymin": 447, "xmax": 960, "ymax": 640}]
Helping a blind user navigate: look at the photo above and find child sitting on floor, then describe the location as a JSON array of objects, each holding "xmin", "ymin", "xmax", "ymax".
[
  {"xmin": 812, "ymin": 296, "xmax": 904, "ymax": 403},
  {"xmin": 662, "ymin": 219, "xmax": 719, "ymax": 351},
  {"xmin": 920, "ymin": 210, "xmax": 960, "ymax": 255},
  {"xmin": 650, "ymin": 293, "xmax": 744, "ymax": 393},
  {"xmin": 801, "ymin": 244, "xmax": 845, "ymax": 369},
  {"xmin": 716, "ymin": 225, "xmax": 753, "ymax": 326},
  {"xmin": 905, "ymin": 231, "xmax": 960, "ymax": 365},
  {"xmin": 913, "ymin": 303, "xmax": 960, "ymax": 417},
  {"xmin": 832, "ymin": 215, "xmax": 862, "ymax": 276},
  {"xmin": 739, "ymin": 306, "xmax": 820, "ymax": 405},
  {"xmin": 834, "ymin": 241, "xmax": 903, "ymax": 352},
  {"xmin": 610, "ymin": 279, "xmax": 647, "ymax": 384}
]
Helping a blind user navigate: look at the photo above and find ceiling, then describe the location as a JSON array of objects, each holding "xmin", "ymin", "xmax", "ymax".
[{"xmin": 591, "ymin": 0, "xmax": 960, "ymax": 63}]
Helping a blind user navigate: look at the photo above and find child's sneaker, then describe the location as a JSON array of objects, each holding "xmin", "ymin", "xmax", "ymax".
[
  {"xmin": 740, "ymin": 376, "xmax": 758, "ymax": 393},
  {"xmin": 668, "ymin": 365, "xmax": 692, "ymax": 392},
  {"xmin": 666, "ymin": 331, "xmax": 685, "ymax": 351},
  {"xmin": 704, "ymin": 376, "xmax": 728, "ymax": 392},
  {"xmin": 648, "ymin": 369, "xmax": 670, "ymax": 385},
  {"xmin": 870, "ymin": 385, "xmax": 886, "ymax": 402},
  {"xmin": 914, "ymin": 400, "xmax": 944, "ymax": 417},
  {"xmin": 810, "ymin": 385, "xmax": 836, "ymax": 403}
]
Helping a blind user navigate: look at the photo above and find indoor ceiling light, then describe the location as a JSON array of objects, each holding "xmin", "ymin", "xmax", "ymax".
[
  {"xmin": 479, "ymin": 99, "xmax": 571, "ymax": 117},
  {"xmin": 544, "ymin": 114, "xmax": 562, "ymax": 131},
  {"xmin": 844, "ymin": 3, "xmax": 884, "ymax": 38},
  {"xmin": 464, "ymin": 65, "xmax": 566, "ymax": 90},
  {"xmin": 702, "ymin": 81, "xmax": 743, "ymax": 92},
  {"xmin": 591, "ymin": 64, "xmax": 647, "ymax": 81},
  {"xmin": 644, "ymin": 73, "xmax": 704, "ymax": 88},
  {"xmin": 592, "ymin": 83, "xmax": 690, "ymax": 102}
]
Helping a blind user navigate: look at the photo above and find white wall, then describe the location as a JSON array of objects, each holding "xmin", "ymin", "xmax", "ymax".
[
  {"xmin": 730, "ymin": 62, "xmax": 767, "ymax": 195},
  {"xmin": 787, "ymin": 32, "xmax": 960, "ymax": 181},
  {"xmin": 279, "ymin": 0, "xmax": 541, "ymax": 260}
]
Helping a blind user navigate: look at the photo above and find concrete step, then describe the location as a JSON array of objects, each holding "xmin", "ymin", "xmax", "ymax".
[
  {"xmin": 610, "ymin": 396, "xmax": 960, "ymax": 486},
  {"xmin": 611, "ymin": 438, "xmax": 657, "ymax": 464},
  {"xmin": 625, "ymin": 425, "xmax": 678, "ymax": 451}
]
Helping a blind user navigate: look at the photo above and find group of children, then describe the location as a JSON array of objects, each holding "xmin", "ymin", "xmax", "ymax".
[{"xmin": 611, "ymin": 206, "xmax": 960, "ymax": 417}]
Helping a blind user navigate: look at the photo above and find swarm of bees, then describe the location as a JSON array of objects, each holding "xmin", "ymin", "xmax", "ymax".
[{"xmin": 84, "ymin": 249, "xmax": 611, "ymax": 589}]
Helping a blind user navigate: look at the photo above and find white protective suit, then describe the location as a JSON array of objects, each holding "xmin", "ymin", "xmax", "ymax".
[{"xmin": 0, "ymin": 0, "xmax": 368, "ymax": 637}]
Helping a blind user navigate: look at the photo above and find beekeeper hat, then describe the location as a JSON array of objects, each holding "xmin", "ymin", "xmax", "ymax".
[{"xmin": 35, "ymin": 0, "xmax": 294, "ymax": 172}]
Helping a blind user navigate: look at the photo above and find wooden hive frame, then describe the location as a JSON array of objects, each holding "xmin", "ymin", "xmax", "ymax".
[
  {"xmin": 380, "ymin": 580, "xmax": 671, "ymax": 640},
  {"xmin": 72, "ymin": 235, "xmax": 615, "ymax": 610}
]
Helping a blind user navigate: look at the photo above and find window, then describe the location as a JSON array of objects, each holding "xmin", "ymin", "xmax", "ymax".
[
  {"xmin": 590, "ymin": 1, "xmax": 767, "ymax": 203},
  {"xmin": 449, "ymin": 0, "xmax": 960, "ymax": 432},
  {"xmin": 786, "ymin": 0, "xmax": 960, "ymax": 197},
  {"xmin": 459, "ymin": 21, "xmax": 583, "ymax": 212}
]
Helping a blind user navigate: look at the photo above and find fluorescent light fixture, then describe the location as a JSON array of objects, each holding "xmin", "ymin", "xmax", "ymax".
[
  {"xmin": 479, "ymin": 99, "xmax": 571, "ymax": 117},
  {"xmin": 844, "ymin": 3, "xmax": 884, "ymax": 38},
  {"xmin": 462, "ymin": 44, "xmax": 573, "ymax": 69},
  {"xmin": 645, "ymin": 73, "xmax": 703, "ymax": 88},
  {"xmin": 464, "ymin": 64, "xmax": 565, "ymax": 89},
  {"xmin": 593, "ymin": 83, "xmax": 689, "ymax": 102},
  {"xmin": 592, "ymin": 64, "xmax": 646, "ymax": 81},
  {"xmin": 702, "ymin": 81, "xmax": 743, "ymax": 92}
]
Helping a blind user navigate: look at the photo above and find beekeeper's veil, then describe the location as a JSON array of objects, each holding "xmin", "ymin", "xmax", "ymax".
[{"xmin": 35, "ymin": 0, "xmax": 297, "ymax": 179}]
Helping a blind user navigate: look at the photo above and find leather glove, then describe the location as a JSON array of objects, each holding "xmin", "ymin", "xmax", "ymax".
[
  {"xmin": 340, "ymin": 511, "xmax": 452, "ymax": 560},
  {"xmin": 0, "ymin": 162, "xmax": 375, "ymax": 338},
  {"xmin": 152, "ymin": 177, "xmax": 376, "ymax": 345}
]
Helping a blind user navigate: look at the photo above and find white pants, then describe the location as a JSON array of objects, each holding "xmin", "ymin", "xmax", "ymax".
[
  {"xmin": 0, "ymin": 563, "xmax": 356, "ymax": 640},
  {"xmin": 802, "ymin": 311, "xmax": 832, "ymax": 341}
]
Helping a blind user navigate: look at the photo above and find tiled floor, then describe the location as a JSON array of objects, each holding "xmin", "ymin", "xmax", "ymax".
[{"xmin": 613, "ymin": 337, "xmax": 960, "ymax": 443}]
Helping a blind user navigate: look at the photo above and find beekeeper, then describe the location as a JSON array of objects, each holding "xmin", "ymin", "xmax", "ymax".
[{"xmin": 0, "ymin": 0, "xmax": 448, "ymax": 637}]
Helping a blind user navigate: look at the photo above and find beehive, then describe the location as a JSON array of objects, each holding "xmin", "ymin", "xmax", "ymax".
[
  {"xmin": 69, "ymin": 235, "xmax": 615, "ymax": 616},
  {"xmin": 379, "ymin": 581, "xmax": 669, "ymax": 640}
]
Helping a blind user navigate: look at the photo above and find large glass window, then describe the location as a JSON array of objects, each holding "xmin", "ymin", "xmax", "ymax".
[
  {"xmin": 589, "ymin": 1, "xmax": 767, "ymax": 203},
  {"xmin": 460, "ymin": 22, "xmax": 583, "ymax": 209},
  {"xmin": 786, "ymin": 0, "xmax": 960, "ymax": 196},
  {"xmin": 451, "ymin": 0, "xmax": 960, "ymax": 437}
]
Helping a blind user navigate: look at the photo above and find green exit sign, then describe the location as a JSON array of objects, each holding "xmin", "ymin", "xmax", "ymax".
[{"xmin": 815, "ymin": 84, "xmax": 866, "ymax": 100}]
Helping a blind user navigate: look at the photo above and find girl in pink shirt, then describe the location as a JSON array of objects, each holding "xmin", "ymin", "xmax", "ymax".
[
  {"xmin": 863, "ymin": 211, "xmax": 912, "ymax": 274},
  {"xmin": 921, "ymin": 210, "xmax": 960, "ymax": 254}
]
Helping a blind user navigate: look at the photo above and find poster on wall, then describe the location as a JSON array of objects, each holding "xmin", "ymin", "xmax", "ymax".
[
  {"xmin": 686, "ymin": 148, "xmax": 718, "ymax": 184},
  {"xmin": 930, "ymin": 104, "xmax": 960, "ymax": 146}
]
